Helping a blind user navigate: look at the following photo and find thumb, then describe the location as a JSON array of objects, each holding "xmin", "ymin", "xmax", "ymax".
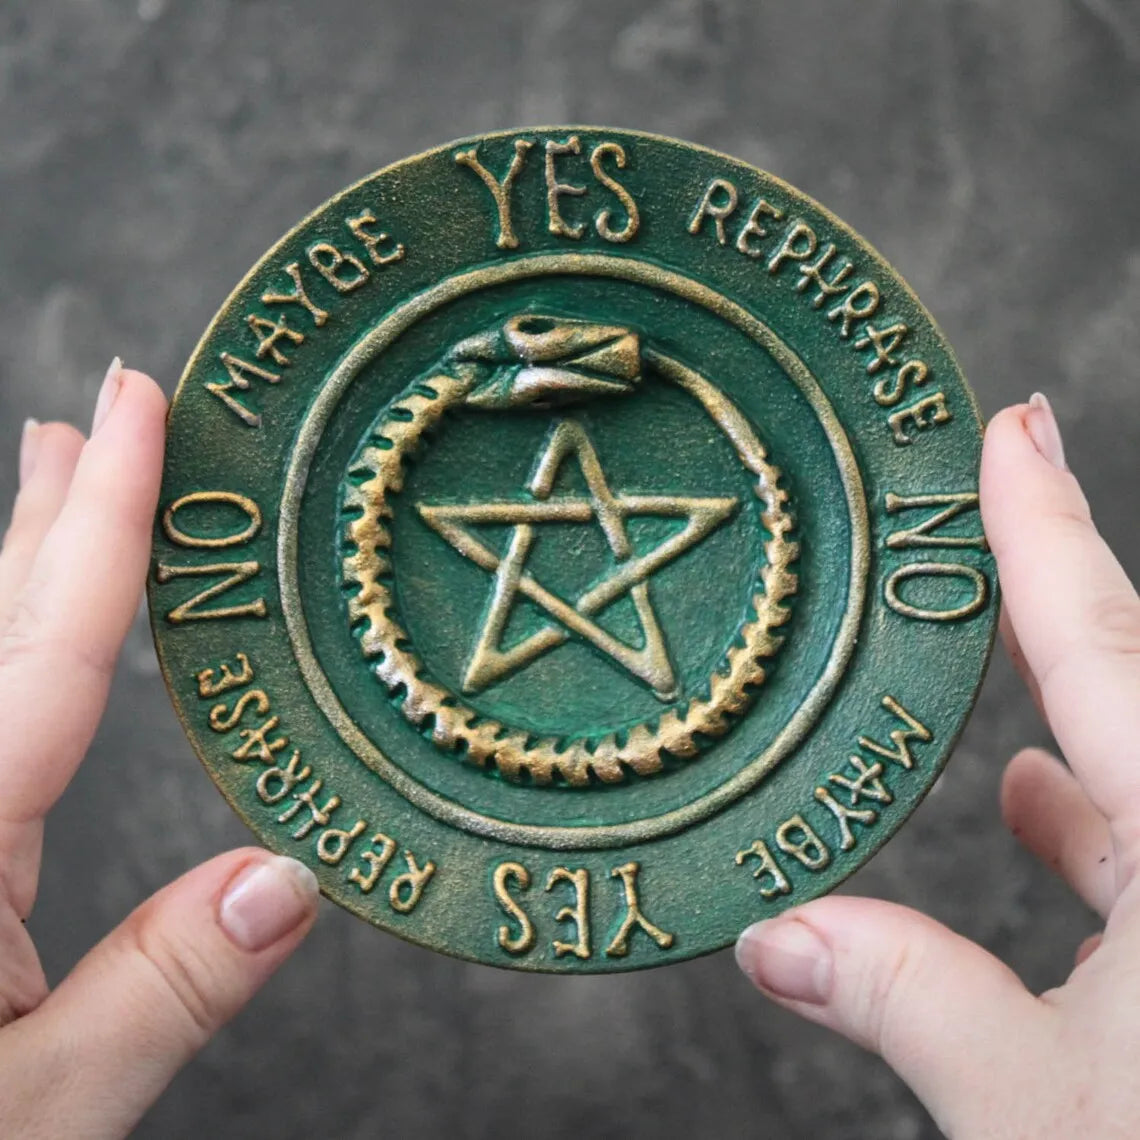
[
  {"xmin": 0, "ymin": 848, "xmax": 318, "ymax": 1138},
  {"xmin": 735, "ymin": 897, "xmax": 1047, "ymax": 1136}
]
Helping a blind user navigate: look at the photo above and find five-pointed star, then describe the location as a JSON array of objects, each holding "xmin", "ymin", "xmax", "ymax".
[{"xmin": 416, "ymin": 420, "xmax": 738, "ymax": 701}]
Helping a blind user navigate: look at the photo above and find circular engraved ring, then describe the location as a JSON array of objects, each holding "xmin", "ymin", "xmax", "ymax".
[{"xmin": 277, "ymin": 254, "xmax": 870, "ymax": 849}]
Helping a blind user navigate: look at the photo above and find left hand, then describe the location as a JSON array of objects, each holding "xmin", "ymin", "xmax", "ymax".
[{"xmin": 0, "ymin": 362, "xmax": 319, "ymax": 1138}]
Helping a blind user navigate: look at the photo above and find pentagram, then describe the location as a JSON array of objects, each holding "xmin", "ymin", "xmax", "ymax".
[
  {"xmin": 343, "ymin": 326, "xmax": 799, "ymax": 788},
  {"xmin": 417, "ymin": 419, "xmax": 739, "ymax": 701}
]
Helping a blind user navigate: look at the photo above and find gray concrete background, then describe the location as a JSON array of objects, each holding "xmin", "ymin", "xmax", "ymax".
[{"xmin": 1, "ymin": 1, "xmax": 1137, "ymax": 1136}]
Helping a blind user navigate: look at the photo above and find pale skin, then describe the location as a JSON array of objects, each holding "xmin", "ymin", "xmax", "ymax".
[
  {"xmin": 737, "ymin": 392, "xmax": 1140, "ymax": 1137},
  {"xmin": 0, "ymin": 363, "xmax": 1134, "ymax": 1136},
  {"xmin": 0, "ymin": 363, "xmax": 319, "ymax": 1136}
]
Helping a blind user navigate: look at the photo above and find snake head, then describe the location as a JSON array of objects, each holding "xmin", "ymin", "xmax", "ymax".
[{"xmin": 449, "ymin": 314, "xmax": 641, "ymax": 409}]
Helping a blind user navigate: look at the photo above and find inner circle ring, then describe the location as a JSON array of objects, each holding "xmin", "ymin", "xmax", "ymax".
[
  {"xmin": 341, "ymin": 344, "xmax": 798, "ymax": 784},
  {"xmin": 278, "ymin": 253, "xmax": 871, "ymax": 851}
]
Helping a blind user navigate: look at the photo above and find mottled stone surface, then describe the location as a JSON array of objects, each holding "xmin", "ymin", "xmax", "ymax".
[{"xmin": 1, "ymin": 1, "xmax": 1137, "ymax": 1136}]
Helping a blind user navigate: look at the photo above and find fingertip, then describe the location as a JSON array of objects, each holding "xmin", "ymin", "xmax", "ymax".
[
  {"xmin": 18, "ymin": 419, "xmax": 40, "ymax": 487},
  {"xmin": 736, "ymin": 897, "xmax": 895, "ymax": 1003},
  {"xmin": 118, "ymin": 366, "xmax": 168, "ymax": 404},
  {"xmin": 735, "ymin": 915, "xmax": 832, "ymax": 1006},
  {"xmin": 1074, "ymin": 932, "xmax": 1102, "ymax": 968},
  {"xmin": 3, "ymin": 421, "xmax": 85, "ymax": 551},
  {"xmin": 983, "ymin": 401, "xmax": 1031, "ymax": 440},
  {"xmin": 998, "ymin": 745, "xmax": 1118, "ymax": 916},
  {"xmin": 218, "ymin": 853, "xmax": 320, "ymax": 954},
  {"xmin": 91, "ymin": 366, "xmax": 168, "ymax": 439},
  {"xmin": 19, "ymin": 421, "xmax": 86, "ymax": 481},
  {"xmin": 112, "ymin": 368, "xmax": 169, "ymax": 430},
  {"xmin": 110, "ymin": 846, "xmax": 318, "ymax": 999},
  {"xmin": 981, "ymin": 401, "xmax": 1085, "ymax": 529},
  {"xmin": 1026, "ymin": 392, "xmax": 1067, "ymax": 470},
  {"xmin": 74, "ymin": 366, "xmax": 168, "ymax": 526},
  {"xmin": 980, "ymin": 404, "xmax": 1039, "ymax": 508},
  {"xmin": 34, "ymin": 420, "xmax": 87, "ymax": 450},
  {"xmin": 981, "ymin": 402, "xmax": 1031, "ymax": 466},
  {"xmin": 999, "ymin": 746, "xmax": 1055, "ymax": 831}
]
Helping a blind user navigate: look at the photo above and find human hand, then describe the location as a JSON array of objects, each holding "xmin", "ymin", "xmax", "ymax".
[
  {"xmin": 735, "ymin": 394, "xmax": 1140, "ymax": 1138},
  {"xmin": 0, "ymin": 362, "xmax": 319, "ymax": 1137}
]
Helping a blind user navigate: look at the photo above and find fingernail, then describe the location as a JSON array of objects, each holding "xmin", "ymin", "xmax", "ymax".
[
  {"xmin": 1026, "ymin": 392, "xmax": 1067, "ymax": 470},
  {"xmin": 91, "ymin": 356, "xmax": 123, "ymax": 436},
  {"xmin": 19, "ymin": 419, "xmax": 41, "ymax": 488},
  {"xmin": 735, "ymin": 918, "xmax": 832, "ymax": 1004},
  {"xmin": 219, "ymin": 855, "xmax": 319, "ymax": 952}
]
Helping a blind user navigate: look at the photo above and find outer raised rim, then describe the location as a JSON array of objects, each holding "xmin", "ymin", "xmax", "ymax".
[{"xmin": 148, "ymin": 126, "xmax": 999, "ymax": 970}]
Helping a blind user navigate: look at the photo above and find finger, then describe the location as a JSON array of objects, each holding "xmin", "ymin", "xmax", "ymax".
[
  {"xmin": 0, "ymin": 422, "xmax": 84, "ymax": 913},
  {"xmin": 0, "ymin": 366, "xmax": 166, "ymax": 829},
  {"xmin": 0, "ymin": 883, "xmax": 48, "ymax": 1026},
  {"xmin": 1001, "ymin": 747, "xmax": 1117, "ymax": 917},
  {"xmin": 736, "ymin": 898, "xmax": 1046, "ymax": 1137},
  {"xmin": 0, "ymin": 421, "xmax": 85, "ymax": 628},
  {"xmin": 1075, "ymin": 933, "xmax": 1102, "ymax": 968},
  {"xmin": 0, "ymin": 850, "xmax": 318, "ymax": 1139},
  {"xmin": 980, "ymin": 397, "xmax": 1140, "ymax": 830},
  {"xmin": 999, "ymin": 605, "xmax": 1043, "ymax": 718}
]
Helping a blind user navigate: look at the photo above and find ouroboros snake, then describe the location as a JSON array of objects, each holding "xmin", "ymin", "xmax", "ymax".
[{"xmin": 340, "ymin": 327, "xmax": 799, "ymax": 788}]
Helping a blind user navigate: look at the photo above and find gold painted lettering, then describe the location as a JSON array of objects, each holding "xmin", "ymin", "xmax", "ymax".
[
  {"xmin": 827, "ymin": 280, "xmax": 879, "ymax": 338},
  {"xmin": 767, "ymin": 221, "xmax": 817, "ymax": 275},
  {"xmin": 349, "ymin": 833, "xmax": 398, "ymax": 893},
  {"xmin": 231, "ymin": 714, "xmax": 289, "ymax": 763},
  {"xmin": 162, "ymin": 491, "xmax": 262, "ymax": 550},
  {"xmin": 454, "ymin": 139, "xmax": 534, "ymax": 251},
  {"xmin": 735, "ymin": 840, "xmax": 791, "ymax": 899},
  {"xmin": 873, "ymin": 359, "xmax": 929, "ymax": 407},
  {"xmin": 207, "ymin": 687, "xmax": 269, "ymax": 733},
  {"xmin": 389, "ymin": 851, "xmax": 436, "ymax": 914},
  {"xmin": 774, "ymin": 814, "xmax": 831, "ymax": 870},
  {"xmin": 858, "ymin": 695, "xmax": 932, "ymax": 770},
  {"xmin": 206, "ymin": 353, "xmax": 280, "ymax": 428},
  {"xmin": 545, "ymin": 136, "xmax": 588, "ymax": 239},
  {"xmin": 735, "ymin": 197, "xmax": 784, "ymax": 257},
  {"xmin": 815, "ymin": 785, "xmax": 878, "ymax": 851},
  {"xmin": 345, "ymin": 209, "xmax": 406, "ymax": 266},
  {"xmin": 256, "ymin": 751, "xmax": 313, "ymax": 804},
  {"xmin": 196, "ymin": 652, "xmax": 254, "ymax": 698},
  {"xmin": 590, "ymin": 141, "xmax": 639, "ymax": 243},
  {"xmin": 317, "ymin": 819, "xmax": 368, "ymax": 865},
  {"xmin": 855, "ymin": 322, "xmax": 909, "ymax": 374},
  {"xmin": 888, "ymin": 391, "xmax": 953, "ymax": 444},
  {"xmin": 795, "ymin": 243, "xmax": 854, "ymax": 307},
  {"xmin": 247, "ymin": 312, "xmax": 304, "ymax": 365},
  {"xmin": 277, "ymin": 777, "xmax": 340, "ymax": 839},
  {"xmin": 885, "ymin": 492, "xmax": 986, "ymax": 551},
  {"xmin": 546, "ymin": 867, "xmax": 591, "ymax": 959},
  {"xmin": 308, "ymin": 242, "xmax": 371, "ymax": 293},
  {"xmin": 605, "ymin": 862, "xmax": 674, "ymax": 958},
  {"xmin": 155, "ymin": 561, "xmax": 268, "ymax": 624},
  {"xmin": 885, "ymin": 562, "xmax": 989, "ymax": 621},
  {"xmin": 261, "ymin": 262, "xmax": 328, "ymax": 326},
  {"xmin": 493, "ymin": 861, "xmax": 536, "ymax": 954},
  {"xmin": 688, "ymin": 178, "xmax": 739, "ymax": 245},
  {"xmin": 829, "ymin": 755, "xmax": 893, "ymax": 806}
]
